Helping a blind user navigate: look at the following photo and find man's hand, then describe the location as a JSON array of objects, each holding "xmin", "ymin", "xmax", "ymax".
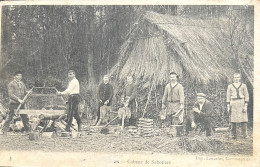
[
  {"xmin": 56, "ymin": 91, "xmax": 62, "ymax": 96},
  {"xmin": 18, "ymin": 99, "xmax": 24, "ymax": 104},
  {"xmin": 180, "ymin": 104, "xmax": 184, "ymax": 110},
  {"xmin": 27, "ymin": 89, "xmax": 33, "ymax": 94},
  {"xmin": 162, "ymin": 104, "xmax": 166, "ymax": 109},
  {"xmin": 104, "ymin": 100, "xmax": 109, "ymax": 105},
  {"xmin": 193, "ymin": 107, "xmax": 200, "ymax": 114},
  {"xmin": 243, "ymin": 105, "xmax": 248, "ymax": 113},
  {"xmin": 191, "ymin": 121, "xmax": 196, "ymax": 128}
]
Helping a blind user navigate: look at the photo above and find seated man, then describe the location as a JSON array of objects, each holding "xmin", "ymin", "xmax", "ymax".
[
  {"xmin": 118, "ymin": 76, "xmax": 137, "ymax": 128},
  {"xmin": 185, "ymin": 93, "xmax": 213, "ymax": 137}
]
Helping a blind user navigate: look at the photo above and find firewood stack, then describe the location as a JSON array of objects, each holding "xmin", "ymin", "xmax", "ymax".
[
  {"xmin": 138, "ymin": 118, "xmax": 154, "ymax": 137},
  {"xmin": 127, "ymin": 126, "xmax": 140, "ymax": 137}
]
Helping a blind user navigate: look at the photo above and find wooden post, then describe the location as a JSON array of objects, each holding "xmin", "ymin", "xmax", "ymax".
[
  {"xmin": 121, "ymin": 115, "xmax": 125, "ymax": 130},
  {"xmin": 0, "ymin": 5, "xmax": 2, "ymax": 69},
  {"xmin": 142, "ymin": 79, "xmax": 155, "ymax": 118}
]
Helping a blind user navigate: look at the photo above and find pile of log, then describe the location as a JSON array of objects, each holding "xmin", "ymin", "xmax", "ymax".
[{"xmin": 127, "ymin": 126, "xmax": 140, "ymax": 137}]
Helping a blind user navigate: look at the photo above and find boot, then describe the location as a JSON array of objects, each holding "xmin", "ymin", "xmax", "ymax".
[
  {"xmin": 241, "ymin": 122, "xmax": 248, "ymax": 138},
  {"xmin": 231, "ymin": 123, "xmax": 237, "ymax": 139},
  {"xmin": 93, "ymin": 117, "xmax": 98, "ymax": 126},
  {"xmin": 96, "ymin": 119, "xmax": 102, "ymax": 126},
  {"xmin": 78, "ymin": 123, "xmax": 82, "ymax": 132},
  {"xmin": 176, "ymin": 127, "xmax": 181, "ymax": 137},
  {"xmin": 125, "ymin": 118, "xmax": 130, "ymax": 127}
]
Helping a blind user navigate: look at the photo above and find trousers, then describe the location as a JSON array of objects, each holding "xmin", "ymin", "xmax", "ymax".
[
  {"xmin": 66, "ymin": 95, "xmax": 82, "ymax": 132},
  {"xmin": 2, "ymin": 103, "xmax": 30, "ymax": 132},
  {"xmin": 185, "ymin": 110, "xmax": 212, "ymax": 136},
  {"xmin": 231, "ymin": 122, "xmax": 248, "ymax": 138}
]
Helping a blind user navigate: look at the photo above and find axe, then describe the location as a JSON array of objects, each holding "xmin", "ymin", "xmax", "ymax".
[{"xmin": 14, "ymin": 87, "xmax": 34, "ymax": 116}]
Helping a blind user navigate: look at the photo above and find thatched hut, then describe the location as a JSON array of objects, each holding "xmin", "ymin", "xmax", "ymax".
[
  {"xmin": 109, "ymin": 11, "xmax": 253, "ymax": 124},
  {"xmin": 111, "ymin": 11, "xmax": 253, "ymax": 86}
]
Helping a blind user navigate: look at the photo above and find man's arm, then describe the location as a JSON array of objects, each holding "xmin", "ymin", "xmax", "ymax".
[
  {"xmin": 121, "ymin": 86, "xmax": 126, "ymax": 100},
  {"xmin": 108, "ymin": 84, "xmax": 114, "ymax": 101},
  {"xmin": 243, "ymin": 84, "xmax": 249, "ymax": 104},
  {"xmin": 8, "ymin": 83, "xmax": 20, "ymax": 102},
  {"xmin": 128, "ymin": 85, "xmax": 137, "ymax": 102},
  {"xmin": 162, "ymin": 84, "xmax": 168, "ymax": 108},
  {"xmin": 60, "ymin": 80, "xmax": 77, "ymax": 95},
  {"xmin": 199, "ymin": 101, "xmax": 213, "ymax": 117},
  {"xmin": 226, "ymin": 85, "xmax": 231, "ymax": 112},
  {"xmin": 179, "ymin": 85, "xmax": 185, "ymax": 109},
  {"xmin": 243, "ymin": 84, "xmax": 249, "ymax": 113}
]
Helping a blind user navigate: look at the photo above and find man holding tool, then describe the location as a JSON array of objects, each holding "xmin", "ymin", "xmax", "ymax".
[
  {"xmin": 57, "ymin": 70, "xmax": 82, "ymax": 132},
  {"xmin": 0, "ymin": 71, "xmax": 32, "ymax": 134},
  {"xmin": 161, "ymin": 72, "xmax": 185, "ymax": 137}
]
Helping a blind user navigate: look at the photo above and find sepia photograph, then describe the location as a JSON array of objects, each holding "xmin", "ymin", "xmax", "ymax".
[{"xmin": 0, "ymin": 1, "xmax": 258, "ymax": 167}]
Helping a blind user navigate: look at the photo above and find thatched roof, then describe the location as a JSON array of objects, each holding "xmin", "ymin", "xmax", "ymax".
[{"xmin": 112, "ymin": 11, "xmax": 253, "ymax": 86}]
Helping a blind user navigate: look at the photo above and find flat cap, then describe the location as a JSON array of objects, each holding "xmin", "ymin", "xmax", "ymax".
[{"xmin": 197, "ymin": 93, "xmax": 206, "ymax": 97}]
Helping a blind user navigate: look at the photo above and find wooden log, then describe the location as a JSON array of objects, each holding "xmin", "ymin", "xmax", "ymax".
[
  {"xmin": 55, "ymin": 121, "xmax": 66, "ymax": 131},
  {"xmin": 60, "ymin": 120, "xmax": 77, "ymax": 131},
  {"xmin": 61, "ymin": 132, "xmax": 70, "ymax": 137},
  {"xmin": 39, "ymin": 114, "xmax": 62, "ymax": 120},
  {"xmin": 19, "ymin": 109, "xmax": 66, "ymax": 115},
  {"xmin": 214, "ymin": 127, "xmax": 229, "ymax": 132},
  {"xmin": 42, "ymin": 132, "xmax": 54, "ymax": 138}
]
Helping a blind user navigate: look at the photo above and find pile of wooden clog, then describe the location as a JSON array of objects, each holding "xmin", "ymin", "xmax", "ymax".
[
  {"xmin": 138, "ymin": 118, "xmax": 154, "ymax": 137},
  {"xmin": 127, "ymin": 126, "xmax": 140, "ymax": 137}
]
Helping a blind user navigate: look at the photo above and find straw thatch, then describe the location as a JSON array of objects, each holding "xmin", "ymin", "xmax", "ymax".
[{"xmin": 112, "ymin": 11, "xmax": 253, "ymax": 86}]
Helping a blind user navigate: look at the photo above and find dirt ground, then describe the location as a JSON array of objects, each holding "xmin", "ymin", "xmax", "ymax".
[{"xmin": 0, "ymin": 126, "xmax": 253, "ymax": 156}]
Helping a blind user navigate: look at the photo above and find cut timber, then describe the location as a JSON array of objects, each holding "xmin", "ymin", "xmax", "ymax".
[
  {"xmin": 214, "ymin": 127, "xmax": 229, "ymax": 132},
  {"xmin": 42, "ymin": 132, "xmax": 55, "ymax": 138},
  {"xmin": 39, "ymin": 114, "xmax": 62, "ymax": 120},
  {"xmin": 19, "ymin": 109, "xmax": 66, "ymax": 115}
]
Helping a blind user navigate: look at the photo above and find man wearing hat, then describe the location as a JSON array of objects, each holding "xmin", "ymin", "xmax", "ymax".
[
  {"xmin": 57, "ymin": 70, "xmax": 82, "ymax": 132},
  {"xmin": 185, "ymin": 93, "xmax": 213, "ymax": 137},
  {"xmin": 1, "ymin": 71, "xmax": 32, "ymax": 134},
  {"xmin": 95, "ymin": 75, "xmax": 114, "ymax": 126},
  {"xmin": 162, "ymin": 72, "xmax": 185, "ymax": 137}
]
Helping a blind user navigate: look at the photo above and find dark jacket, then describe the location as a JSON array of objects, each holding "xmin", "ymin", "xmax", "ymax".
[
  {"xmin": 193, "ymin": 99, "xmax": 213, "ymax": 118},
  {"xmin": 122, "ymin": 83, "xmax": 137, "ymax": 103},
  {"xmin": 98, "ymin": 83, "xmax": 113, "ymax": 106},
  {"xmin": 122, "ymin": 83, "xmax": 137, "ymax": 111},
  {"xmin": 8, "ymin": 80, "xmax": 27, "ymax": 104}
]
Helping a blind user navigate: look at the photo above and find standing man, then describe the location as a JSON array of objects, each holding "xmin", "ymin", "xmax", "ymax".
[
  {"xmin": 1, "ymin": 71, "xmax": 31, "ymax": 134},
  {"xmin": 95, "ymin": 75, "xmax": 113, "ymax": 126},
  {"xmin": 162, "ymin": 72, "xmax": 185, "ymax": 137},
  {"xmin": 118, "ymin": 76, "xmax": 137, "ymax": 127},
  {"xmin": 226, "ymin": 73, "xmax": 249, "ymax": 139},
  {"xmin": 57, "ymin": 70, "xmax": 82, "ymax": 132},
  {"xmin": 185, "ymin": 93, "xmax": 213, "ymax": 137}
]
